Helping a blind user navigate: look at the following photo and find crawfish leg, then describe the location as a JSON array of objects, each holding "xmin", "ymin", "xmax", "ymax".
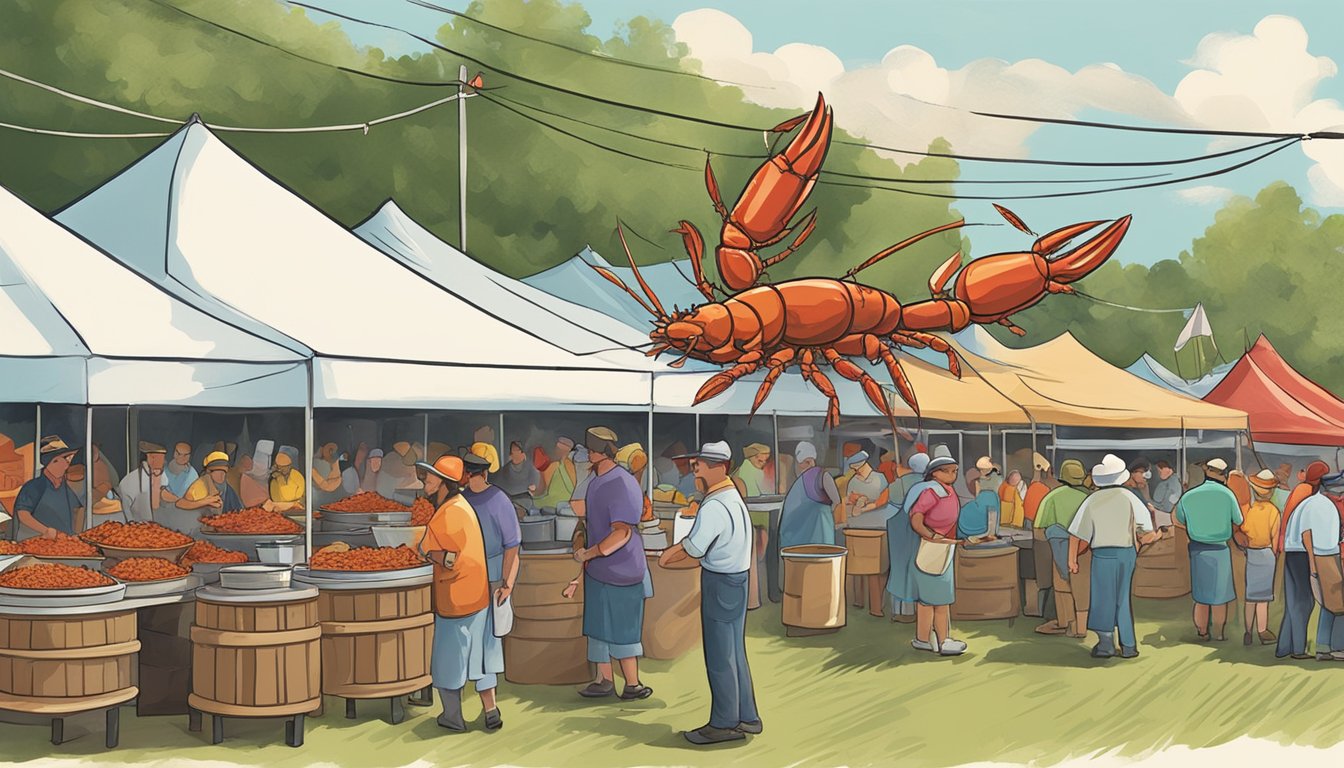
[
  {"xmin": 799, "ymin": 349, "xmax": 843, "ymax": 427},
  {"xmin": 890, "ymin": 330, "xmax": 961, "ymax": 378},
  {"xmin": 820, "ymin": 348, "xmax": 902, "ymax": 437},
  {"xmin": 760, "ymin": 210, "xmax": 818, "ymax": 274},
  {"xmin": 750, "ymin": 348, "xmax": 798, "ymax": 419},
  {"xmin": 692, "ymin": 351, "xmax": 765, "ymax": 406},
  {"xmin": 872, "ymin": 340, "xmax": 920, "ymax": 418},
  {"xmin": 997, "ymin": 317, "xmax": 1029, "ymax": 337}
]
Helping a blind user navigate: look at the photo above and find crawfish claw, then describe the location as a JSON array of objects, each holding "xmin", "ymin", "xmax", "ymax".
[
  {"xmin": 1047, "ymin": 215, "xmax": 1132, "ymax": 283},
  {"xmin": 693, "ymin": 374, "xmax": 733, "ymax": 405}
]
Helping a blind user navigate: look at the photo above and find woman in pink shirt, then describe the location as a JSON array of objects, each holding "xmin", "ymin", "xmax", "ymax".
[{"xmin": 903, "ymin": 456, "xmax": 967, "ymax": 656}]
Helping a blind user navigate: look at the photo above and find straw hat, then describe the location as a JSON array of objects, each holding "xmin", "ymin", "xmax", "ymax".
[
  {"xmin": 743, "ymin": 443, "xmax": 771, "ymax": 458},
  {"xmin": 975, "ymin": 456, "xmax": 1000, "ymax": 475},
  {"xmin": 1058, "ymin": 459, "xmax": 1086, "ymax": 486},
  {"xmin": 1090, "ymin": 454, "xmax": 1130, "ymax": 487},
  {"xmin": 1249, "ymin": 469, "xmax": 1278, "ymax": 492}
]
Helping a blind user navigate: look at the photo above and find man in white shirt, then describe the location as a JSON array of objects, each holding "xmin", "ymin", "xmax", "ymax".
[
  {"xmin": 1286, "ymin": 470, "xmax": 1344, "ymax": 660},
  {"xmin": 660, "ymin": 441, "xmax": 760, "ymax": 746},
  {"xmin": 1068, "ymin": 454, "xmax": 1160, "ymax": 659},
  {"xmin": 117, "ymin": 441, "xmax": 176, "ymax": 522}
]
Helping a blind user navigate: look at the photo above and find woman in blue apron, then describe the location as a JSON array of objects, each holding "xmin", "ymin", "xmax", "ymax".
[
  {"xmin": 779, "ymin": 442, "xmax": 838, "ymax": 550},
  {"xmin": 887, "ymin": 453, "xmax": 935, "ymax": 619}
]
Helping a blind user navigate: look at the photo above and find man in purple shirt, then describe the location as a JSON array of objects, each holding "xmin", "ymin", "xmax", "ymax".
[
  {"xmin": 574, "ymin": 426, "xmax": 653, "ymax": 701},
  {"xmin": 461, "ymin": 452, "xmax": 522, "ymax": 695}
]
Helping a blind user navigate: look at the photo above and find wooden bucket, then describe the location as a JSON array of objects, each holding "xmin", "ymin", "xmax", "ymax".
[
  {"xmin": 190, "ymin": 595, "xmax": 321, "ymax": 718},
  {"xmin": 317, "ymin": 584, "xmax": 432, "ymax": 699},
  {"xmin": 643, "ymin": 555, "xmax": 700, "ymax": 660},
  {"xmin": 1134, "ymin": 528, "xmax": 1192, "ymax": 599},
  {"xmin": 953, "ymin": 546, "xmax": 1020, "ymax": 621},
  {"xmin": 781, "ymin": 544, "xmax": 847, "ymax": 632},
  {"xmin": 505, "ymin": 553, "xmax": 590, "ymax": 685},
  {"xmin": 843, "ymin": 529, "xmax": 888, "ymax": 576},
  {"xmin": 0, "ymin": 611, "xmax": 140, "ymax": 712}
]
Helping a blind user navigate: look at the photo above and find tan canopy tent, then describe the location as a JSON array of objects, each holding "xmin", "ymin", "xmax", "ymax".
[{"xmin": 944, "ymin": 327, "xmax": 1248, "ymax": 431}]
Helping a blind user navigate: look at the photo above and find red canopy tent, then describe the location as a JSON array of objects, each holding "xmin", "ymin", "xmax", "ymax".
[{"xmin": 1204, "ymin": 336, "xmax": 1344, "ymax": 446}]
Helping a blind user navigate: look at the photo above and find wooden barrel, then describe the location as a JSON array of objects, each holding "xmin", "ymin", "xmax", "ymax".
[
  {"xmin": 643, "ymin": 555, "xmax": 700, "ymax": 660},
  {"xmin": 0, "ymin": 611, "xmax": 140, "ymax": 713},
  {"xmin": 1134, "ymin": 528, "xmax": 1192, "ymax": 599},
  {"xmin": 953, "ymin": 546, "xmax": 1020, "ymax": 621},
  {"xmin": 316, "ymin": 584, "xmax": 432, "ymax": 700},
  {"xmin": 190, "ymin": 592, "xmax": 321, "ymax": 719},
  {"xmin": 843, "ymin": 529, "xmax": 888, "ymax": 576},
  {"xmin": 781, "ymin": 544, "xmax": 847, "ymax": 633},
  {"xmin": 504, "ymin": 553, "xmax": 589, "ymax": 685}
]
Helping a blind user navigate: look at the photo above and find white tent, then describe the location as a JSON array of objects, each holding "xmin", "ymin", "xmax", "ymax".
[
  {"xmin": 523, "ymin": 247, "xmax": 706, "ymax": 333},
  {"xmin": 57, "ymin": 120, "xmax": 654, "ymax": 411},
  {"xmin": 0, "ymin": 183, "xmax": 306, "ymax": 407}
]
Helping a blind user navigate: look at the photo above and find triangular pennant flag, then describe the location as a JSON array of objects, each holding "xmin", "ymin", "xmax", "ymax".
[{"xmin": 1174, "ymin": 302, "xmax": 1214, "ymax": 352}]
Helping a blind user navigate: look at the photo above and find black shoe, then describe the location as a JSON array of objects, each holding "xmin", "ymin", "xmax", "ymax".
[
  {"xmin": 436, "ymin": 713, "xmax": 467, "ymax": 731},
  {"xmin": 618, "ymin": 684, "xmax": 653, "ymax": 701},
  {"xmin": 578, "ymin": 681, "xmax": 616, "ymax": 698},
  {"xmin": 1243, "ymin": 632, "xmax": 1253, "ymax": 646},
  {"xmin": 1291, "ymin": 653, "xmax": 1313, "ymax": 660},
  {"xmin": 1119, "ymin": 646, "xmax": 1140, "ymax": 659},
  {"xmin": 736, "ymin": 720, "xmax": 763, "ymax": 735},
  {"xmin": 483, "ymin": 709, "xmax": 503, "ymax": 731},
  {"xmin": 684, "ymin": 726, "xmax": 746, "ymax": 745},
  {"xmin": 1090, "ymin": 645, "xmax": 1116, "ymax": 658}
]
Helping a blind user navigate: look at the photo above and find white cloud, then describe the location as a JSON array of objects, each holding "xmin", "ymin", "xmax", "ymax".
[
  {"xmin": 1175, "ymin": 185, "xmax": 1235, "ymax": 205},
  {"xmin": 672, "ymin": 11, "xmax": 1344, "ymax": 207}
]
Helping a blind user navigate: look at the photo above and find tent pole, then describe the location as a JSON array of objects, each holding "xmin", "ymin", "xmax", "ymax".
[
  {"xmin": 646, "ymin": 380, "xmax": 654, "ymax": 495},
  {"xmin": 423, "ymin": 412, "xmax": 429, "ymax": 460},
  {"xmin": 304, "ymin": 359, "xmax": 314, "ymax": 563},
  {"xmin": 33, "ymin": 404, "xmax": 41, "ymax": 477},
  {"xmin": 1236, "ymin": 430, "xmax": 1244, "ymax": 473},
  {"xmin": 498, "ymin": 412, "xmax": 504, "ymax": 459},
  {"xmin": 1180, "ymin": 419, "xmax": 1188, "ymax": 486},
  {"xmin": 85, "ymin": 407, "xmax": 93, "ymax": 531},
  {"xmin": 772, "ymin": 411, "xmax": 781, "ymax": 494},
  {"xmin": 458, "ymin": 64, "xmax": 469, "ymax": 253},
  {"xmin": 694, "ymin": 413, "xmax": 700, "ymax": 450},
  {"xmin": 1030, "ymin": 420, "xmax": 1038, "ymax": 469},
  {"xmin": 125, "ymin": 406, "xmax": 132, "ymax": 478}
]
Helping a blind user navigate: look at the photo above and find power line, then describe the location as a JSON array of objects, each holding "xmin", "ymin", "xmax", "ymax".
[
  {"xmin": 142, "ymin": 0, "xmax": 461, "ymax": 89},
  {"xmin": 0, "ymin": 120, "xmax": 170, "ymax": 139},
  {"xmin": 971, "ymin": 109, "xmax": 1325, "ymax": 141},
  {"xmin": 288, "ymin": 1, "xmax": 1341, "ymax": 168},
  {"xmin": 403, "ymin": 0, "xmax": 755, "ymax": 87}
]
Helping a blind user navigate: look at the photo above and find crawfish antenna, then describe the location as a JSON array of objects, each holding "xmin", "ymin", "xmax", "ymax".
[
  {"xmin": 841, "ymin": 219, "xmax": 967, "ymax": 280},
  {"xmin": 587, "ymin": 264, "xmax": 660, "ymax": 319},
  {"xmin": 616, "ymin": 223, "xmax": 668, "ymax": 320}
]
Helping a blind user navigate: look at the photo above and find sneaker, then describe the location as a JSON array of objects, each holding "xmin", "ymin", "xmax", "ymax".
[
  {"xmin": 1091, "ymin": 644, "xmax": 1116, "ymax": 658},
  {"xmin": 684, "ymin": 725, "xmax": 746, "ymax": 745},
  {"xmin": 939, "ymin": 638, "xmax": 968, "ymax": 656},
  {"xmin": 1331, "ymin": 651, "xmax": 1344, "ymax": 661},
  {"xmin": 735, "ymin": 720, "xmax": 764, "ymax": 735},
  {"xmin": 436, "ymin": 713, "xmax": 467, "ymax": 731},
  {"xmin": 578, "ymin": 680, "xmax": 616, "ymax": 698},
  {"xmin": 1119, "ymin": 646, "xmax": 1140, "ymax": 659},
  {"xmin": 1317, "ymin": 652, "xmax": 1335, "ymax": 662},
  {"xmin": 618, "ymin": 684, "xmax": 653, "ymax": 701},
  {"xmin": 1259, "ymin": 630, "xmax": 1277, "ymax": 645},
  {"xmin": 911, "ymin": 637, "xmax": 936, "ymax": 652},
  {"xmin": 1243, "ymin": 632, "xmax": 1253, "ymax": 646},
  {"xmin": 482, "ymin": 709, "xmax": 503, "ymax": 731}
]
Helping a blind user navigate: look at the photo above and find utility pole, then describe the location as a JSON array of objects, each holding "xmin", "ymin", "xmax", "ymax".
[{"xmin": 458, "ymin": 64, "xmax": 469, "ymax": 254}]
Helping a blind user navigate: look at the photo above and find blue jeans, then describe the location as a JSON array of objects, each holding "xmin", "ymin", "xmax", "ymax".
[
  {"xmin": 701, "ymin": 570, "xmax": 759, "ymax": 729},
  {"xmin": 1278, "ymin": 552, "xmax": 1312, "ymax": 657},
  {"xmin": 1088, "ymin": 547, "xmax": 1137, "ymax": 650},
  {"xmin": 586, "ymin": 638, "xmax": 644, "ymax": 663}
]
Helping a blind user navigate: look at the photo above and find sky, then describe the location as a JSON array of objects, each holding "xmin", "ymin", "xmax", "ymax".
[{"xmin": 300, "ymin": 0, "xmax": 1344, "ymax": 267}]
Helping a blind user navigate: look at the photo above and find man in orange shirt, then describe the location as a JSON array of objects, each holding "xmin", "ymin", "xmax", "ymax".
[{"xmin": 417, "ymin": 454, "xmax": 501, "ymax": 732}]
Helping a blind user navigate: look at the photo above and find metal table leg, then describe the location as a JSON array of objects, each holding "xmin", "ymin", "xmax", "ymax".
[
  {"xmin": 106, "ymin": 707, "xmax": 120, "ymax": 749},
  {"xmin": 189, "ymin": 708, "xmax": 202, "ymax": 732},
  {"xmin": 390, "ymin": 696, "xmax": 405, "ymax": 725},
  {"xmin": 286, "ymin": 714, "xmax": 305, "ymax": 748},
  {"xmin": 211, "ymin": 715, "xmax": 224, "ymax": 745},
  {"xmin": 345, "ymin": 698, "xmax": 357, "ymax": 719},
  {"xmin": 51, "ymin": 717, "xmax": 63, "ymax": 746}
]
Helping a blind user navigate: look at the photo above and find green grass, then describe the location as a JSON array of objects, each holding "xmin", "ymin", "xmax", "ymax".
[{"xmin": 3, "ymin": 596, "xmax": 1342, "ymax": 768}]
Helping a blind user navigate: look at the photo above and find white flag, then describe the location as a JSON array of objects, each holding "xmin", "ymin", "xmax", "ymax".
[{"xmin": 1174, "ymin": 302, "xmax": 1215, "ymax": 352}]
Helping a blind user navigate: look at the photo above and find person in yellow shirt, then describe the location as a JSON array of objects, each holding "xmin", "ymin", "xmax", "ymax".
[
  {"xmin": 1238, "ymin": 470, "xmax": 1282, "ymax": 646},
  {"xmin": 180, "ymin": 452, "xmax": 244, "ymax": 513},
  {"xmin": 999, "ymin": 470, "xmax": 1027, "ymax": 529},
  {"xmin": 264, "ymin": 452, "xmax": 305, "ymax": 513},
  {"xmin": 416, "ymin": 454, "xmax": 501, "ymax": 733}
]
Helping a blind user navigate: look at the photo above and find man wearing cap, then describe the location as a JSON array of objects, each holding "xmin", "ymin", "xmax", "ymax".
[
  {"xmin": 1239, "ymin": 470, "xmax": 1282, "ymax": 645},
  {"xmin": 732, "ymin": 444, "xmax": 771, "ymax": 499},
  {"xmin": 118, "ymin": 441, "xmax": 176, "ymax": 524},
  {"xmin": 13, "ymin": 436, "xmax": 84, "ymax": 539},
  {"xmin": 1175, "ymin": 458, "xmax": 1242, "ymax": 642},
  {"xmin": 163, "ymin": 442, "xmax": 199, "ymax": 501},
  {"xmin": 1281, "ymin": 469, "xmax": 1344, "ymax": 661},
  {"xmin": 416, "ymin": 455, "xmax": 502, "ymax": 731},
  {"xmin": 1275, "ymin": 461, "xmax": 1332, "ymax": 658},
  {"xmin": 844, "ymin": 450, "xmax": 890, "ymax": 616},
  {"xmin": 1068, "ymin": 454, "xmax": 1160, "ymax": 658},
  {"xmin": 661, "ymin": 442, "xmax": 699, "ymax": 502},
  {"xmin": 575, "ymin": 426, "xmax": 652, "ymax": 701},
  {"xmin": 180, "ymin": 452, "xmax": 245, "ymax": 514},
  {"xmin": 660, "ymin": 441, "xmax": 760, "ymax": 744},
  {"xmin": 455, "ymin": 452, "xmax": 520, "ymax": 707},
  {"xmin": 265, "ymin": 453, "xmax": 305, "ymax": 513},
  {"xmin": 1023, "ymin": 453, "xmax": 1056, "ymax": 624},
  {"xmin": 1124, "ymin": 459, "xmax": 1154, "ymax": 509},
  {"xmin": 1034, "ymin": 459, "xmax": 1091, "ymax": 637}
]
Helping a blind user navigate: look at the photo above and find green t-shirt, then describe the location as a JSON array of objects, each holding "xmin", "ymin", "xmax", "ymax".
[
  {"xmin": 1034, "ymin": 485, "xmax": 1088, "ymax": 531},
  {"xmin": 1175, "ymin": 479, "xmax": 1243, "ymax": 544}
]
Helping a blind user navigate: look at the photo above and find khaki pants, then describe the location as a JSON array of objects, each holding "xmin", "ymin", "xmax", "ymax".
[{"xmin": 1051, "ymin": 548, "xmax": 1091, "ymax": 621}]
